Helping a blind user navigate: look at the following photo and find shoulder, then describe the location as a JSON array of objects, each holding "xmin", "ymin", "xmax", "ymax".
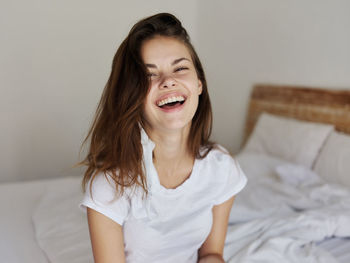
[
  {"xmin": 88, "ymin": 172, "xmax": 117, "ymax": 197},
  {"xmin": 201, "ymin": 145, "xmax": 239, "ymax": 174},
  {"xmin": 199, "ymin": 145, "xmax": 247, "ymax": 204},
  {"xmin": 80, "ymin": 172, "xmax": 133, "ymax": 225},
  {"xmin": 85, "ymin": 172, "xmax": 136, "ymax": 203}
]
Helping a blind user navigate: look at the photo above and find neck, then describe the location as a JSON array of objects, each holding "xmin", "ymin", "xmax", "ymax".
[{"xmin": 144, "ymin": 125, "xmax": 193, "ymax": 172}]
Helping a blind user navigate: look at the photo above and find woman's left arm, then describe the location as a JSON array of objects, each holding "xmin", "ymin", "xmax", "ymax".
[{"xmin": 197, "ymin": 196, "xmax": 235, "ymax": 263}]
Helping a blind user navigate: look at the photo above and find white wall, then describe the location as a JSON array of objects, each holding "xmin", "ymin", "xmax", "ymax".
[
  {"xmin": 0, "ymin": 0, "xmax": 198, "ymax": 182},
  {"xmin": 197, "ymin": 0, "xmax": 350, "ymax": 154},
  {"xmin": 2, "ymin": 0, "xmax": 350, "ymax": 182}
]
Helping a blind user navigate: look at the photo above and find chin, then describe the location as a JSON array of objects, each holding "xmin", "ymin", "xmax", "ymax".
[{"xmin": 158, "ymin": 119, "xmax": 192, "ymax": 132}]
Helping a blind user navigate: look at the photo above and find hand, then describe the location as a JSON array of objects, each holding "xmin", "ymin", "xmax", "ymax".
[{"xmin": 198, "ymin": 253, "xmax": 225, "ymax": 263}]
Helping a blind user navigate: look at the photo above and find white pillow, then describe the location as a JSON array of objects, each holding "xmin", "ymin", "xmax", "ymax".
[
  {"xmin": 314, "ymin": 131, "xmax": 350, "ymax": 187},
  {"xmin": 243, "ymin": 113, "xmax": 334, "ymax": 168},
  {"xmin": 32, "ymin": 176, "xmax": 93, "ymax": 263}
]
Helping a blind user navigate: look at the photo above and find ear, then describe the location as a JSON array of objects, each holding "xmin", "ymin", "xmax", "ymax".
[{"xmin": 198, "ymin": 79, "xmax": 203, "ymax": 95}]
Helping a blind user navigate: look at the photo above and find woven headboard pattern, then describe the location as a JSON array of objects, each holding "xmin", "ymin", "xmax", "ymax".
[{"xmin": 244, "ymin": 84, "xmax": 350, "ymax": 143}]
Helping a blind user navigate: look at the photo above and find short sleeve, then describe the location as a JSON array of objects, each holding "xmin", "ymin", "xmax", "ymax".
[
  {"xmin": 213, "ymin": 155, "xmax": 247, "ymax": 206},
  {"xmin": 79, "ymin": 173, "xmax": 130, "ymax": 226}
]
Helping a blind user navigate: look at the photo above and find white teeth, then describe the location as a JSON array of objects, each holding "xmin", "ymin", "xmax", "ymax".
[{"xmin": 157, "ymin": 96, "xmax": 185, "ymax": 107}]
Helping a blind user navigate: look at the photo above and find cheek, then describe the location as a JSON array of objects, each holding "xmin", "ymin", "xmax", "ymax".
[
  {"xmin": 144, "ymin": 99, "xmax": 152, "ymax": 116},
  {"xmin": 143, "ymin": 91, "xmax": 157, "ymax": 119},
  {"xmin": 181, "ymin": 74, "xmax": 200, "ymax": 91},
  {"xmin": 146, "ymin": 83, "xmax": 157, "ymax": 99}
]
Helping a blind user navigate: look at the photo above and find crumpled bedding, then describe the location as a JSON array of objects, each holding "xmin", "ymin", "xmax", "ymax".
[{"xmin": 224, "ymin": 152, "xmax": 350, "ymax": 263}]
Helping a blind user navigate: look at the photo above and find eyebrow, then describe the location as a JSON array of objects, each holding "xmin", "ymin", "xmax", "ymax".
[{"xmin": 145, "ymin": 57, "xmax": 191, "ymax": 68}]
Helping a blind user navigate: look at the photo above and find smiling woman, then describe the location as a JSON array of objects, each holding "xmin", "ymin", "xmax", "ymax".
[
  {"xmin": 142, "ymin": 36, "xmax": 203, "ymax": 134},
  {"xmin": 78, "ymin": 13, "xmax": 247, "ymax": 263}
]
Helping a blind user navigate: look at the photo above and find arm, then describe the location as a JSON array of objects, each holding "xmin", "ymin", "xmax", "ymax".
[
  {"xmin": 197, "ymin": 196, "xmax": 235, "ymax": 263},
  {"xmin": 87, "ymin": 207, "xmax": 126, "ymax": 263}
]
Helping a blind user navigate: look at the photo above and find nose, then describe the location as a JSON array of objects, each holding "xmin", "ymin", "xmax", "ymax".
[{"xmin": 160, "ymin": 75, "xmax": 176, "ymax": 89}]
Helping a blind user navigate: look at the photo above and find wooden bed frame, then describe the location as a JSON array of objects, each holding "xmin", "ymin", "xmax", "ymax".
[{"xmin": 243, "ymin": 84, "xmax": 350, "ymax": 144}]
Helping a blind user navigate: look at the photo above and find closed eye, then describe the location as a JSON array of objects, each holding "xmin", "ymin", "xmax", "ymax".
[
  {"xmin": 147, "ymin": 72, "xmax": 157, "ymax": 77},
  {"xmin": 174, "ymin": 67, "xmax": 189, "ymax": 72}
]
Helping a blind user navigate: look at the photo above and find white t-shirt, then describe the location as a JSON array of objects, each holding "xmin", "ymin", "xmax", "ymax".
[{"xmin": 80, "ymin": 129, "xmax": 247, "ymax": 263}]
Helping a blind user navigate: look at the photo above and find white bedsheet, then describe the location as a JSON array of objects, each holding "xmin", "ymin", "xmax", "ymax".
[
  {"xmin": 0, "ymin": 175, "xmax": 89, "ymax": 263},
  {"xmin": 32, "ymin": 176, "xmax": 93, "ymax": 263},
  {"xmin": 317, "ymin": 237, "xmax": 350, "ymax": 263},
  {"xmin": 224, "ymin": 152, "xmax": 350, "ymax": 263},
  {"xmin": 0, "ymin": 178, "xmax": 55, "ymax": 263}
]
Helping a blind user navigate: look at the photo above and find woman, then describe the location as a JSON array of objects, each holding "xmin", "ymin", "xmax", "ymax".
[{"xmin": 79, "ymin": 13, "xmax": 247, "ymax": 263}]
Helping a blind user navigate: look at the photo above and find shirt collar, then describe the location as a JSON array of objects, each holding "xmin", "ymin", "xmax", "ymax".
[{"xmin": 140, "ymin": 127, "xmax": 155, "ymax": 151}]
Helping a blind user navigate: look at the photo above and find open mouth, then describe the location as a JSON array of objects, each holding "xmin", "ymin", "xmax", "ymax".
[{"xmin": 156, "ymin": 96, "xmax": 186, "ymax": 109}]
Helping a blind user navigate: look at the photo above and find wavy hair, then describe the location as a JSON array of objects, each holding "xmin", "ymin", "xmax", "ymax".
[{"xmin": 80, "ymin": 13, "xmax": 214, "ymax": 198}]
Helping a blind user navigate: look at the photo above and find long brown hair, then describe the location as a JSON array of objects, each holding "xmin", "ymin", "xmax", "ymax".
[{"xmin": 80, "ymin": 13, "xmax": 214, "ymax": 198}]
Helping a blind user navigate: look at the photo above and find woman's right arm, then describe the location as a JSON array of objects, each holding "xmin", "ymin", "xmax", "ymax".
[{"xmin": 87, "ymin": 207, "xmax": 126, "ymax": 263}]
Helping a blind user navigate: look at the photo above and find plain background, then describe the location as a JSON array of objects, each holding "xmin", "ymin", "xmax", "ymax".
[{"xmin": 1, "ymin": 0, "xmax": 350, "ymax": 182}]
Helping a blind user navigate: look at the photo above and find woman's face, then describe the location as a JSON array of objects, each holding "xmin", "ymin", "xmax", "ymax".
[{"xmin": 141, "ymin": 36, "xmax": 202, "ymax": 134}]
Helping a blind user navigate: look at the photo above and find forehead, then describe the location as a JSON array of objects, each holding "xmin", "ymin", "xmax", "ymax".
[{"xmin": 141, "ymin": 36, "xmax": 192, "ymax": 64}]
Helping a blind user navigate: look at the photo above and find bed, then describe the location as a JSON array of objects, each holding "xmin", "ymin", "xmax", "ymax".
[
  {"xmin": 1, "ymin": 84, "xmax": 349, "ymax": 263},
  {"xmin": 224, "ymin": 84, "xmax": 350, "ymax": 262}
]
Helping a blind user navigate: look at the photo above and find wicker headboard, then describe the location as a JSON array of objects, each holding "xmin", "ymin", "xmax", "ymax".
[{"xmin": 243, "ymin": 84, "xmax": 350, "ymax": 144}]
